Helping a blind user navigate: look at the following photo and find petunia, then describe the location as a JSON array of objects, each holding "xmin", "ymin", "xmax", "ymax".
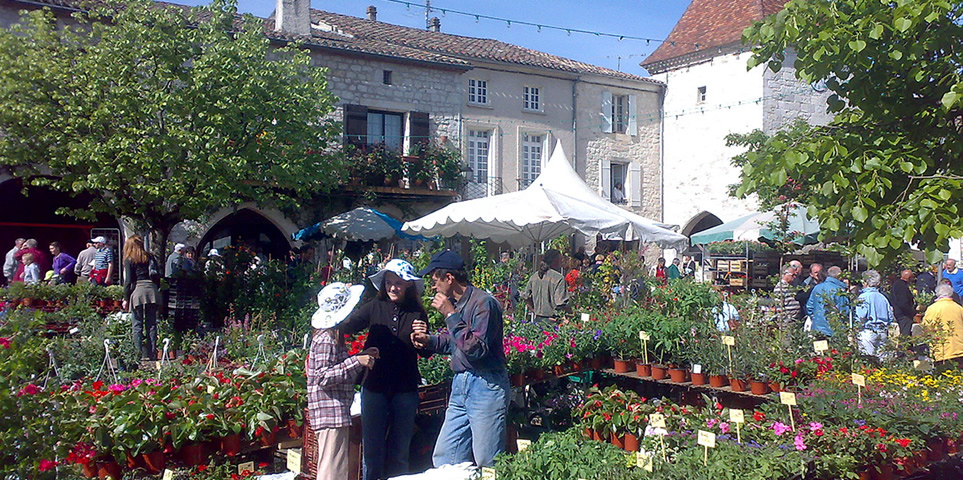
[{"xmin": 772, "ymin": 422, "xmax": 791, "ymax": 436}]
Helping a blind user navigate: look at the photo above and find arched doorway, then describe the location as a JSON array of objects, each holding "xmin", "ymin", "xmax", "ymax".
[
  {"xmin": 681, "ymin": 211, "xmax": 723, "ymax": 238},
  {"xmin": 197, "ymin": 208, "xmax": 291, "ymax": 261}
]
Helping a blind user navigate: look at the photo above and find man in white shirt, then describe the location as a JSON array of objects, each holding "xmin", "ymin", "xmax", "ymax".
[
  {"xmin": 3, "ymin": 238, "xmax": 24, "ymax": 283},
  {"xmin": 612, "ymin": 182, "xmax": 626, "ymax": 204}
]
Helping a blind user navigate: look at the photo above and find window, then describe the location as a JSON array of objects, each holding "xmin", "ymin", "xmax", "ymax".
[
  {"xmin": 523, "ymin": 86, "xmax": 540, "ymax": 111},
  {"xmin": 467, "ymin": 130, "xmax": 490, "ymax": 183},
  {"xmin": 521, "ymin": 134, "xmax": 543, "ymax": 187},
  {"xmin": 468, "ymin": 79, "xmax": 488, "ymax": 104},
  {"xmin": 697, "ymin": 86, "xmax": 707, "ymax": 104},
  {"xmin": 383, "ymin": 70, "xmax": 392, "ymax": 85},
  {"xmin": 610, "ymin": 163, "xmax": 627, "ymax": 204},
  {"xmin": 366, "ymin": 111, "xmax": 403, "ymax": 151},
  {"xmin": 612, "ymin": 95, "xmax": 628, "ymax": 134}
]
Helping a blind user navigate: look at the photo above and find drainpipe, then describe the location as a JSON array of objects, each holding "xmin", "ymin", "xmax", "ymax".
[
  {"xmin": 659, "ymin": 79, "xmax": 666, "ymax": 223},
  {"xmin": 572, "ymin": 77, "xmax": 579, "ymax": 173}
]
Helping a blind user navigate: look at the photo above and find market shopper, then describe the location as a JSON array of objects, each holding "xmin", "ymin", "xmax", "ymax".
[
  {"xmin": 806, "ymin": 266, "xmax": 850, "ymax": 336},
  {"xmin": 49, "ymin": 241, "xmax": 77, "ymax": 284},
  {"xmin": 89, "ymin": 236, "xmax": 114, "ymax": 285},
  {"xmin": 307, "ymin": 283, "xmax": 378, "ymax": 480},
  {"xmin": 14, "ymin": 239, "xmax": 48, "ymax": 283},
  {"xmin": 122, "ymin": 236, "xmax": 161, "ymax": 361},
  {"xmin": 773, "ymin": 266, "xmax": 801, "ymax": 326},
  {"xmin": 21, "ymin": 253, "xmax": 40, "ymax": 284},
  {"xmin": 854, "ymin": 270, "xmax": 894, "ymax": 359},
  {"xmin": 3, "ymin": 238, "xmax": 24, "ymax": 283},
  {"xmin": 166, "ymin": 243, "xmax": 187, "ymax": 277},
  {"xmin": 521, "ymin": 249, "xmax": 570, "ymax": 321},
  {"xmin": 74, "ymin": 241, "xmax": 97, "ymax": 283},
  {"xmin": 890, "ymin": 269, "xmax": 917, "ymax": 336},
  {"xmin": 410, "ymin": 250, "xmax": 508, "ymax": 468},
  {"xmin": 652, "ymin": 257, "xmax": 667, "ymax": 284},
  {"xmin": 667, "ymin": 258, "xmax": 682, "ymax": 281},
  {"xmin": 942, "ymin": 259, "xmax": 963, "ymax": 299},
  {"xmin": 340, "ymin": 259, "xmax": 429, "ymax": 480},
  {"xmin": 789, "ymin": 260, "xmax": 805, "ymax": 287},
  {"xmin": 922, "ymin": 284, "xmax": 963, "ymax": 365},
  {"xmin": 916, "ymin": 265, "xmax": 937, "ymax": 294}
]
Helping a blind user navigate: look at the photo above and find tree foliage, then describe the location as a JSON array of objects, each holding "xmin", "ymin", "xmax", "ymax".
[
  {"xmin": 0, "ymin": 0, "xmax": 342, "ymax": 256},
  {"xmin": 732, "ymin": 0, "xmax": 963, "ymax": 266}
]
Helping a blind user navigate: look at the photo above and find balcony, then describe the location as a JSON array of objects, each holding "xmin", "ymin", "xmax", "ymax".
[
  {"xmin": 343, "ymin": 143, "xmax": 463, "ymax": 193},
  {"xmin": 461, "ymin": 176, "xmax": 504, "ymax": 200}
]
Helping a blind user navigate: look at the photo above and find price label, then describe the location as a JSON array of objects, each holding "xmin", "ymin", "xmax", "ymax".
[
  {"xmin": 636, "ymin": 451, "xmax": 653, "ymax": 471},
  {"xmin": 238, "ymin": 461, "xmax": 255, "ymax": 475},
  {"xmin": 729, "ymin": 408, "xmax": 745, "ymax": 424},
  {"xmin": 581, "ymin": 313, "xmax": 591, "ymax": 322},
  {"xmin": 913, "ymin": 359, "xmax": 933, "ymax": 371},
  {"xmin": 851, "ymin": 373, "xmax": 866, "ymax": 387},
  {"xmin": 779, "ymin": 392, "xmax": 797, "ymax": 406},
  {"xmin": 692, "ymin": 364, "xmax": 702, "ymax": 374},
  {"xmin": 162, "ymin": 470, "xmax": 174, "ymax": 480},
  {"xmin": 286, "ymin": 448, "xmax": 301, "ymax": 473},
  {"xmin": 697, "ymin": 430, "xmax": 716, "ymax": 448},
  {"xmin": 155, "ymin": 361, "xmax": 162, "ymax": 370},
  {"xmin": 639, "ymin": 331, "xmax": 651, "ymax": 341},
  {"xmin": 480, "ymin": 466, "xmax": 497, "ymax": 479},
  {"xmin": 207, "ymin": 385, "xmax": 215, "ymax": 394},
  {"xmin": 516, "ymin": 439, "xmax": 531, "ymax": 452},
  {"xmin": 648, "ymin": 413, "xmax": 666, "ymax": 429},
  {"xmin": 722, "ymin": 335, "xmax": 735, "ymax": 346},
  {"xmin": 813, "ymin": 340, "xmax": 829, "ymax": 353}
]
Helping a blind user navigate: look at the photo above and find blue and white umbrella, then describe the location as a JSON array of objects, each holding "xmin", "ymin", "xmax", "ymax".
[{"xmin": 690, "ymin": 204, "xmax": 819, "ymax": 245}]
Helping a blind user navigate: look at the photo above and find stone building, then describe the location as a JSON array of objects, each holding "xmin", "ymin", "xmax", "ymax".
[{"xmin": 642, "ymin": 0, "xmax": 833, "ymax": 237}]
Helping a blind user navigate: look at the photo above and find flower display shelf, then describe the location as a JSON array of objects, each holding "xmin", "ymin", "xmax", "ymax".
[{"xmin": 601, "ymin": 368, "xmax": 774, "ymax": 402}]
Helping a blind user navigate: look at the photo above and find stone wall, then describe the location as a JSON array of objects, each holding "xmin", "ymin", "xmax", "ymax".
[{"xmin": 762, "ymin": 49, "xmax": 834, "ymax": 134}]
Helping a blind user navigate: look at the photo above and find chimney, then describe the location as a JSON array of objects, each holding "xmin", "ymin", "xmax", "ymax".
[
  {"xmin": 275, "ymin": 0, "xmax": 311, "ymax": 36},
  {"xmin": 428, "ymin": 17, "xmax": 441, "ymax": 32},
  {"xmin": 367, "ymin": 5, "xmax": 377, "ymax": 21}
]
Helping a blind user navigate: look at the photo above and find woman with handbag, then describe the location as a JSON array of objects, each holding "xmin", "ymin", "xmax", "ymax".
[{"xmin": 121, "ymin": 236, "xmax": 161, "ymax": 361}]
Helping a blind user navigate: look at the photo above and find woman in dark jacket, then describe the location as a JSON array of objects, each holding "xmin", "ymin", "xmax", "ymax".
[
  {"xmin": 340, "ymin": 259, "xmax": 429, "ymax": 480},
  {"xmin": 122, "ymin": 236, "xmax": 160, "ymax": 360}
]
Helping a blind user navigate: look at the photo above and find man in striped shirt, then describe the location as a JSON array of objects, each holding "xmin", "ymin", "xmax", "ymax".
[
  {"xmin": 89, "ymin": 236, "xmax": 115, "ymax": 285},
  {"xmin": 773, "ymin": 266, "xmax": 801, "ymax": 327}
]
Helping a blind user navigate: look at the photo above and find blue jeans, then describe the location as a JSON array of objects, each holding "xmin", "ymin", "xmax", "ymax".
[
  {"xmin": 361, "ymin": 389, "xmax": 419, "ymax": 480},
  {"xmin": 432, "ymin": 369, "xmax": 509, "ymax": 468},
  {"xmin": 858, "ymin": 329, "xmax": 888, "ymax": 358}
]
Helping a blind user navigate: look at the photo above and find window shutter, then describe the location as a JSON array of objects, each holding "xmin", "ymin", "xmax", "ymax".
[
  {"xmin": 600, "ymin": 159, "xmax": 611, "ymax": 200},
  {"xmin": 602, "ymin": 91, "xmax": 613, "ymax": 133},
  {"xmin": 627, "ymin": 94, "xmax": 638, "ymax": 136},
  {"xmin": 409, "ymin": 111, "xmax": 430, "ymax": 149},
  {"xmin": 628, "ymin": 162, "xmax": 642, "ymax": 207},
  {"xmin": 343, "ymin": 104, "xmax": 368, "ymax": 148}
]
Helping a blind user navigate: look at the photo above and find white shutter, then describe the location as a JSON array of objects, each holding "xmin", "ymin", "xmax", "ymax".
[
  {"xmin": 628, "ymin": 162, "xmax": 642, "ymax": 207},
  {"xmin": 600, "ymin": 159, "xmax": 611, "ymax": 200},
  {"xmin": 627, "ymin": 94, "xmax": 638, "ymax": 136},
  {"xmin": 602, "ymin": 91, "xmax": 613, "ymax": 133}
]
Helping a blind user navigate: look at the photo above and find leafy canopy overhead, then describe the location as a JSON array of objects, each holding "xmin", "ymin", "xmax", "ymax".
[
  {"xmin": 732, "ymin": 0, "xmax": 963, "ymax": 266},
  {"xmin": 0, "ymin": 0, "xmax": 342, "ymax": 233}
]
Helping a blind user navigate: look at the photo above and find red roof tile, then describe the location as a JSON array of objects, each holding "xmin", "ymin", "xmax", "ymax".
[{"xmin": 642, "ymin": 0, "xmax": 787, "ymax": 73}]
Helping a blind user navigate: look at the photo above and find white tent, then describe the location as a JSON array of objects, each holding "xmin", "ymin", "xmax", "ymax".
[{"xmin": 402, "ymin": 141, "xmax": 687, "ymax": 249}]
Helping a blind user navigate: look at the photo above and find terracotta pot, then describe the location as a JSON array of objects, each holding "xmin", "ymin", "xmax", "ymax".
[
  {"xmin": 592, "ymin": 429, "xmax": 605, "ymax": 442},
  {"xmin": 140, "ymin": 451, "xmax": 165, "ymax": 474},
  {"xmin": 691, "ymin": 372, "xmax": 707, "ymax": 386},
  {"xmin": 730, "ymin": 377, "xmax": 748, "ymax": 392},
  {"xmin": 610, "ymin": 432, "xmax": 625, "ymax": 450},
  {"xmin": 945, "ymin": 436, "xmax": 959, "ymax": 454},
  {"xmin": 568, "ymin": 360, "xmax": 581, "ymax": 372},
  {"xmin": 81, "ymin": 463, "xmax": 98, "ymax": 478},
  {"xmin": 125, "ymin": 451, "xmax": 139, "ymax": 469},
  {"xmin": 96, "ymin": 458, "xmax": 122, "ymax": 480},
  {"xmin": 583, "ymin": 428, "xmax": 593, "ymax": 439},
  {"xmin": 895, "ymin": 457, "xmax": 916, "ymax": 477},
  {"xmin": 22, "ymin": 298, "xmax": 35, "ymax": 308},
  {"xmin": 259, "ymin": 429, "xmax": 278, "ymax": 447},
  {"xmin": 769, "ymin": 382, "xmax": 783, "ymax": 393},
  {"xmin": 635, "ymin": 362, "xmax": 651, "ymax": 377},
  {"xmin": 590, "ymin": 356, "xmax": 603, "ymax": 370},
  {"xmin": 221, "ymin": 434, "xmax": 242, "ymax": 457},
  {"xmin": 180, "ymin": 442, "xmax": 207, "ymax": 466},
  {"xmin": 624, "ymin": 432, "xmax": 640, "ymax": 452},
  {"xmin": 926, "ymin": 437, "xmax": 944, "ymax": 461},
  {"xmin": 912, "ymin": 450, "xmax": 927, "ymax": 469},
  {"xmin": 668, "ymin": 368, "xmax": 688, "ymax": 383},
  {"xmin": 749, "ymin": 380, "xmax": 771, "ymax": 395},
  {"xmin": 613, "ymin": 358, "xmax": 632, "ymax": 373},
  {"xmin": 858, "ymin": 470, "xmax": 872, "ymax": 480},
  {"xmin": 287, "ymin": 419, "xmax": 302, "ymax": 439},
  {"xmin": 709, "ymin": 375, "xmax": 729, "ymax": 388},
  {"xmin": 553, "ymin": 364, "xmax": 566, "ymax": 376},
  {"xmin": 651, "ymin": 365, "xmax": 668, "ymax": 380},
  {"xmin": 872, "ymin": 463, "xmax": 894, "ymax": 480},
  {"xmin": 510, "ymin": 373, "xmax": 525, "ymax": 387}
]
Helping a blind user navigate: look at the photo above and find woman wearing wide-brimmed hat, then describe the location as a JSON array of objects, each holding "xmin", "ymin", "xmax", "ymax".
[{"xmin": 340, "ymin": 259, "xmax": 430, "ymax": 480}]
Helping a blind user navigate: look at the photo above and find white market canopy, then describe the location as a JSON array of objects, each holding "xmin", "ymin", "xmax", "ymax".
[{"xmin": 402, "ymin": 141, "xmax": 687, "ymax": 249}]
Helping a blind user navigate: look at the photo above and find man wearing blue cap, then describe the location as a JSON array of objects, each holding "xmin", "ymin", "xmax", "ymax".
[{"xmin": 410, "ymin": 250, "xmax": 507, "ymax": 468}]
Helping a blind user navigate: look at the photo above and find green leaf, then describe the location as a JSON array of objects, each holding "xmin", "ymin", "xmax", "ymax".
[
  {"xmin": 849, "ymin": 39, "xmax": 867, "ymax": 52},
  {"xmin": 869, "ymin": 23, "xmax": 884, "ymax": 39},
  {"xmin": 941, "ymin": 90, "xmax": 960, "ymax": 110},
  {"xmin": 852, "ymin": 206, "xmax": 868, "ymax": 222},
  {"xmin": 889, "ymin": 50, "xmax": 903, "ymax": 60},
  {"xmin": 894, "ymin": 17, "xmax": 912, "ymax": 32}
]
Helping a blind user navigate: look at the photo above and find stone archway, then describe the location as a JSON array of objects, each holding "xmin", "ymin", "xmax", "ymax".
[
  {"xmin": 196, "ymin": 205, "xmax": 296, "ymax": 261},
  {"xmin": 681, "ymin": 211, "xmax": 723, "ymax": 238}
]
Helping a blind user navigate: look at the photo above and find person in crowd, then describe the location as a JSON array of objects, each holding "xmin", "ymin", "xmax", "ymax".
[
  {"xmin": 591, "ymin": 254, "xmax": 606, "ymax": 274},
  {"xmin": 804, "ymin": 263, "xmax": 823, "ymax": 286},
  {"xmin": 89, "ymin": 236, "xmax": 114, "ymax": 285},
  {"xmin": 14, "ymin": 239, "xmax": 49, "ymax": 282},
  {"xmin": 652, "ymin": 257, "xmax": 667, "ymax": 284},
  {"xmin": 916, "ymin": 264, "xmax": 937, "ymax": 294},
  {"xmin": 667, "ymin": 258, "xmax": 682, "ymax": 281},
  {"xmin": 922, "ymin": 284, "xmax": 963, "ymax": 365},
  {"xmin": 789, "ymin": 260, "xmax": 805, "ymax": 287},
  {"xmin": 204, "ymin": 248, "xmax": 223, "ymax": 275},
  {"xmin": 714, "ymin": 291, "xmax": 740, "ymax": 331},
  {"xmin": 74, "ymin": 240, "xmax": 97, "ymax": 283},
  {"xmin": 122, "ymin": 236, "xmax": 161, "ymax": 361},
  {"xmin": 182, "ymin": 246, "xmax": 196, "ymax": 272},
  {"xmin": 612, "ymin": 182, "xmax": 626, "ymax": 204},
  {"xmin": 854, "ymin": 270, "xmax": 894, "ymax": 358},
  {"xmin": 795, "ymin": 262, "xmax": 823, "ymax": 313},
  {"xmin": 300, "ymin": 245, "xmax": 316, "ymax": 266},
  {"xmin": 48, "ymin": 241, "xmax": 77, "ymax": 284},
  {"xmin": 166, "ymin": 243, "xmax": 186, "ymax": 277},
  {"xmin": 942, "ymin": 259, "xmax": 963, "ymax": 300},
  {"xmin": 21, "ymin": 253, "xmax": 40, "ymax": 285},
  {"xmin": 521, "ymin": 249, "xmax": 570, "ymax": 321},
  {"xmin": 4, "ymin": 238, "xmax": 24, "ymax": 284},
  {"xmin": 682, "ymin": 255, "xmax": 697, "ymax": 278},
  {"xmin": 307, "ymin": 283, "xmax": 378, "ymax": 480},
  {"xmin": 938, "ymin": 278, "xmax": 962, "ymax": 304},
  {"xmin": 773, "ymin": 266, "xmax": 801, "ymax": 326},
  {"xmin": 890, "ymin": 269, "xmax": 917, "ymax": 336},
  {"xmin": 410, "ymin": 250, "xmax": 507, "ymax": 468},
  {"xmin": 341, "ymin": 260, "xmax": 429, "ymax": 480},
  {"xmin": 806, "ymin": 266, "xmax": 850, "ymax": 336}
]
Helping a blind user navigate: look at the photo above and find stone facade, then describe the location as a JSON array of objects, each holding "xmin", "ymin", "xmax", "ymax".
[{"xmin": 762, "ymin": 50, "xmax": 834, "ymax": 134}]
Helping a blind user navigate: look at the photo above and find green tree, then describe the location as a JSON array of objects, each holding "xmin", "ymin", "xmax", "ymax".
[
  {"xmin": 0, "ymin": 0, "xmax": 342, "ymax": 258},
  {"xmin": 731, "ymin": 0, "xmax": 962, "ymax": 266}
]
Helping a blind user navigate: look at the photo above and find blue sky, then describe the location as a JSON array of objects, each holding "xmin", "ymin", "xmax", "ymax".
[{"xmin": 175, "ymin": 0, "xmax": 692, "ymax": 77}]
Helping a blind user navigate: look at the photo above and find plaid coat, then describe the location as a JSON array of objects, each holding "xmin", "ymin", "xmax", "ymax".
[{"xmin": 307, "ymin": 330, "xmax": 363, "ymax": 430}]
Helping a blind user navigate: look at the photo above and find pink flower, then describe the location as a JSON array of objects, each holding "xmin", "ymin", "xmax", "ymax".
[
  {"xmin": 17, "ymin": 384, "xmax": 40, "ymax": 396},
  {"xmin": 794, "ymin": 358, "xmax": 804, "ymax": 364},
  {"xmin": 0, "ymin": 337, "xmax": 10, "ymax": 349},
  {"xmin": 129, "ymin": 378, "xmax": 143, "ymax": 388},
  {"xmin": 809, "ymin": 422, "xmax": 823, "ymax": 431},
  {"xmin": 38, "ymin": 459, "xmax": 58, "ymax": 471},
  {"xmin": 706, "ymin": 418, "xmax": 718, "ymax": 428},
  {"xmin": 720, "ymin": 422, "xmax": 730, "ymax": 434},
  {"xmin": 772, "ymin": 422, "xmax": 791, "ymax": 436},
  {"xmin": 108, "ymin": 384, "xmax": 126, "ymax": 394},
  {"xmin": 794, "ymin": 434, "xmax": 807, "ymax": 451}
]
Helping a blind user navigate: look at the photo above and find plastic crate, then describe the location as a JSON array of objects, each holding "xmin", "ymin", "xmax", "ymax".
[{"xmin": 417, "ymin": 382, "xmax": 451, "ymax": 416}]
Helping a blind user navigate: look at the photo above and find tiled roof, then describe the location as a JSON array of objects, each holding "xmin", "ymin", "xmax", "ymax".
[
  {"xmin": 310, "ymin": 10, "xmax": 662, "ymax": 85},
  {"xmin": 641, "ymin": 0, "xmax": 787, "ymax": 73}
]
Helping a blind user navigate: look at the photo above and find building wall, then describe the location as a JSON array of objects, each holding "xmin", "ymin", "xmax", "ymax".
[{"xmin": 762, "ymin": 50, "xmax": 834, "ymax": 134}]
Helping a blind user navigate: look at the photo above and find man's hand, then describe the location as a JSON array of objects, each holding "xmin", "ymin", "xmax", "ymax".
[
  {"xmin": 430, "ymin": 293, "xmax": 455, "ymax": 317},
  {"xmin": 360, "ymin": 347, "xmax": 380, "ymax": 359},
  {"xmin": 412, "ymin": 320, "xmax": 428, "ymax": 334},
  {"xmin": 411, "ymin": 332, "xmax": 430, "ymax": 349},
  {"xmin": 121, "ymin": 300, "xmax": 128, "ymax": 311}
]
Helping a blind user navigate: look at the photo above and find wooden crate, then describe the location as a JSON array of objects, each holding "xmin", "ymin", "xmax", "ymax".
[
  {"xmin": 729, "ymin": 260, "xmax": 747, "ymax": 273},
  {"xmin": 729, "ymin": 277, "xmax": 746, "ymax": 286},
  {"xmin": 716, "ymin": 260, "xmax": 730, "ymax": 272},
  {"xmin": 417, "ymin": 382, "xmax": 451, "ymax": 416}
]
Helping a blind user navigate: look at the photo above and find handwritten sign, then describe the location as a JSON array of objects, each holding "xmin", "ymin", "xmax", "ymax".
[
  {"xmin": 286, "ymin": 448, "xmax": 301, "ymax": 473},
  {"xmin": 697, "ymin": 430, "xmax": 716, "ymax": 448},
  {"xmin": 649, "ymin": 413, "xmax": 666, "ymax": 429},
  {"xmin": 692, "ymin": 364, "xmax": 702, "ymax": 374},
  {"xmin": 813, "ymin": 340, "xmax": 829, "ymax": 353},
  {"xmin": 207, "ymin": 385, "xmax": 215, "ymax": 394},
  {"xmin": 162, "ymin": 470, "xmax": 173, "ymax": 480},
  {"xmin": 851, "ymin": 373, "xmax": 866, "ymax": 387},
  {"xmin": 636, "ymin": 451, "xmax": 653, "ymax": 471},
  {"xmin": 779, "ymin": 392, "xmax": 797, "ymax": 406},
  {"xmin": 480, "ymin": 467, "xmax": 497, "ymax": 479},
  {"xmin": 238, "ymin": 462, "xmax": 254, "ymax": 475},
  {"xmin": 639, "ymin": 331, "xmax": 651, "ymax": 341},
  {"xmin": 722, "ymin": 335, "xmax": 736, "ymax": 346},
  {"xmin": 516, "ymin": 439, "xmax": 531, "ymax": 452},
  {"xmin": 581, "ymin": 313, "xmax": 591, "ymax": 322},
  {"xmin": 729, "ymin": 408, "xmax": 745, "ymax": 424}
]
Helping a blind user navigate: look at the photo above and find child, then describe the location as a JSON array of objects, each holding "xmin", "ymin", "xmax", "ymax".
[
  {"xmin": 307, "ymin": 282, "xmax": 378, "ymax": 480},
  {"xmin": 21, "ymin": 253, "xmax": 40, "ymax": 285}
]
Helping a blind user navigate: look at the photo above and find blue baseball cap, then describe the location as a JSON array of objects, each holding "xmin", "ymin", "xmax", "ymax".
[{"xmin": 416, "ymin": 250, "xmax": 466, "ymax": 277}]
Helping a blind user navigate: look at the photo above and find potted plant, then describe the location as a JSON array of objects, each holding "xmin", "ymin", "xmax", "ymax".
[{"xmin": 104, "ymin": 286, "xmax": 125, "ymax": 309}]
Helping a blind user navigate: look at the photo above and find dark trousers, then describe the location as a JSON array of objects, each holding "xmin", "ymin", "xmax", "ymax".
[
  {"xmin": 361, "ymin": 388, "xmax": 419, "ymax": 480},
  {"xmin": 896, "ymin": 315, "xmax": 915, "ymax": 337},
  {"xmin": 132, "ymin": 304, "xmax": 158, "ymax": 360}
]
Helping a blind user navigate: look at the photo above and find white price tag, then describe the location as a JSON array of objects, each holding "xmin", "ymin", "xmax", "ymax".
[
  {"xmin": 692, "ymin": 364, "xmax": 702, "ymax": 374},
  {"xmin": 581, "ymin": 313, "xmax": 591, "ymax": 322},
  {"xmin": 287, "ymin": 448, "xmax": 302, "ymax": 473},
  {"xmin": 238, "ymin": 461, "xmax": 255, "ymax": 475},
  {"xmin": 780, "ymin": 392, "xmax": 797, "ymax": 406},
  {"xmin": 639, "ymin": 330, "xmax": 651, "ymax": 341},
  {"xmin": 813, "ymin": 340, "xmax": 829, "ymax": 353},
  {"xmin": 207, "ymin": 385, "xmax": 215, "ymax": 394},
  {"xmin": 648, "ymin": 413, "xmax": 666, "ymax": 429},
  {"xmin": 162, "ymin": 470, "xmax": 174, "ymax": 480},
  {"xmin": 729, "ymin": 408, "xmax": 745, "ymax": 424},
  {"xmin": 697, "ymin": 430, "xmax": 716, "ymax": 448},
  {"xmin": 480, "ymin": 467, "xmax": 497, "ymax": 479},
  {"xmin": 636, "ymin": 451, "xmax": 653, "ymax": 471}
]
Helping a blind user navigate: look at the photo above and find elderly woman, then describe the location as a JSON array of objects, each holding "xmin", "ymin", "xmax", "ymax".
[
  {"xmin": 340, "ymin": 259, "xmax": 429, "ymax": 480},
  {"xmin": 854, "ymin": 270, "xmax": 894, "ymax": 359}
]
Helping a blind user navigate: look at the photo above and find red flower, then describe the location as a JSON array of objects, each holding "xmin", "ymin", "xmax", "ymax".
[
  {"xmin": 38, "ymin": 459, "xmax": 58, "ymax": 472},
  {"xmin": 753, "ymin": 411, "xmax": 765, "ymax": 421},
  {"xmin": 197, "ymin": 465, "xmax": 209, "ymax": 472},
  {"xmin": 896, "ymin": 438, "xmax": 911, "ymax": 448},
  {"xmin": 92, "ymin": 380, "xmax": 104, "ymax": 391},
  {"xmin": 206, "ymin": 414, "xmax": 215, "ymax": 420},
  {"xmin": 0, "ymin": 337, "xmax": 10, "ymax": 349},
  {"xmin": 17, "ymin": 383, "xmax": 40, "ymax": 396},
  {"xmin": 258, "ymin": 462, "xmax": 269, "ymax": 468}
]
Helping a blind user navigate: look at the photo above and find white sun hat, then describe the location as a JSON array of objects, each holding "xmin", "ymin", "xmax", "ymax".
[
  {"xmin": 312, "ymin": 282, "xmax": 365, "ymax": 329},
  {"xmin": 368, "ymin": 259, "xmax": 425, "ymax": 294}
]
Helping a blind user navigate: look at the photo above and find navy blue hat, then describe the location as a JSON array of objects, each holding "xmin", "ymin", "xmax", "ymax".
[{"xmin": 417, "ymin": 250, "xmax": 466, "ymax": 276}]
